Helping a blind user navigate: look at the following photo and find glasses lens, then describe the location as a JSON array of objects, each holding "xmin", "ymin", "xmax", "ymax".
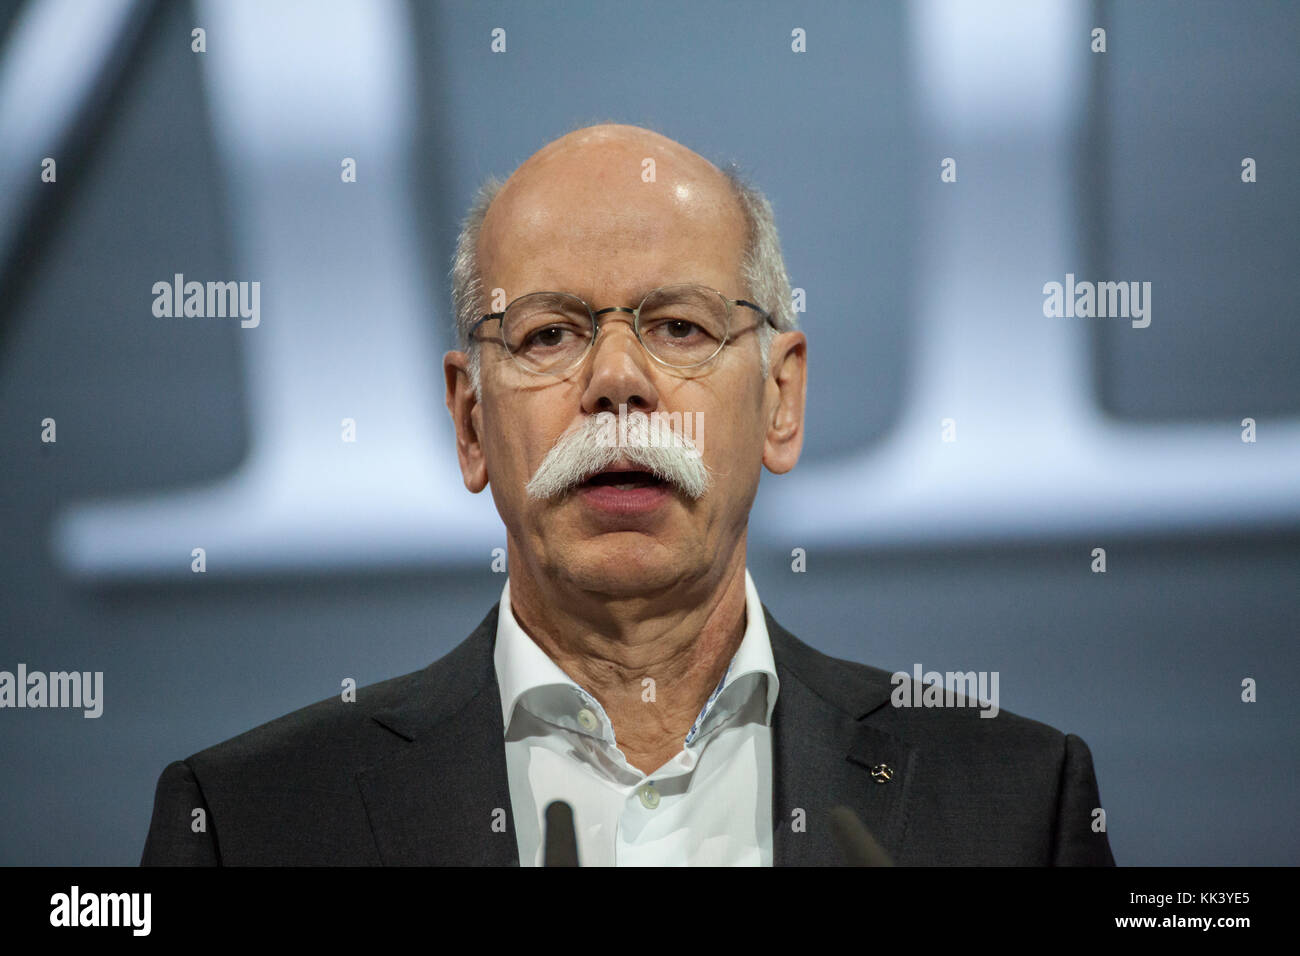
[
  {"xmin": 637, "ymin": 286, "xmax": 728, "ymax": 367},
  {"xmin": 503, "ymin": 293, "xmax": 593, "ymax": 373}
]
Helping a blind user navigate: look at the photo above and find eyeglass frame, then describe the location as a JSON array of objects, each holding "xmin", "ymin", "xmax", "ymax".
[{"xmin": 468, "ymin": 283, "xmax": 777, "ymax": 374}]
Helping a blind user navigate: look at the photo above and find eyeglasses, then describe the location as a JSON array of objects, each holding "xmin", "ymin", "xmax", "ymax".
[{"xmin": 469, "ymin": 283, "xmax": 775, "ymax": 375}]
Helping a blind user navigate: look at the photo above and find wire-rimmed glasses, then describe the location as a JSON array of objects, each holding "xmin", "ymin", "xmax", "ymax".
[{"xmin": 469, "ymin": 283, "xmax": 775, "ymax": 375}]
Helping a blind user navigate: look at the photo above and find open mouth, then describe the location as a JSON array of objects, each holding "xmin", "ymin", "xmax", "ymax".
[{"xmin": 580, "ymin": 469, "xmax": 668, "ymax": 491}]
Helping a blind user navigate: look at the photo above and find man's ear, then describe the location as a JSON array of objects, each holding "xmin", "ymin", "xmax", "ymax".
[
  {"xmin": 444, "ymin": 350, "xmax": 489, "ymax": 493},
  {"xmin": 761, "ymin": 330, "xmax": 807, "ymax": 475}
]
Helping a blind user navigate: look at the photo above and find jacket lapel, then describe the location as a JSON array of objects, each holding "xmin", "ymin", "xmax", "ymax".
[
  {"xmin": 357, "ymin": 605, "xmax": 520, "ymax": 865},
  {"xmin": 766, "ymin": 607, "xmax": 915, "ymax": 866}
]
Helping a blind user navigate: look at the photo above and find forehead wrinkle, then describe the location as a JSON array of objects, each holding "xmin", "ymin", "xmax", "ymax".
[{"xmin": 484, "ymin": 204, "xmax": 741, "ymax": 302}]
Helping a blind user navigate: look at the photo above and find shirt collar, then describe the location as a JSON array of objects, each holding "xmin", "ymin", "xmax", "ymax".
[{"xmin": 493, "ymin": 569, "xmax": 779, "ymax": 740}]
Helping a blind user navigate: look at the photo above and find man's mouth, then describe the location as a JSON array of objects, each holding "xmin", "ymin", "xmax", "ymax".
[
  {"xmin": 573, "ymin": 464, "xmax": 675, "ymax": 516},
  {"xmin": 579, "ymin": 468, "xmax": 669, "ymax": 491}
]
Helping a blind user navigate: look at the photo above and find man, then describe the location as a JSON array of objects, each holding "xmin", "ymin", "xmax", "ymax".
[{"xmin": 141, "ymin": 124, "xmax": 1115, "ymax": 866}]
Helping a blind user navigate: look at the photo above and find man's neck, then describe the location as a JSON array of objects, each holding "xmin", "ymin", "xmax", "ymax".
[{"xmin": 506, "ymin": 551, "xmax": 750, "ymax": 775}]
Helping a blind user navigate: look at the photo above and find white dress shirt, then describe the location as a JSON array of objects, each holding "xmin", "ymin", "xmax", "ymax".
[{"xmin": 493, "ymin": 569, "xmax": 780, "ymax": 866}]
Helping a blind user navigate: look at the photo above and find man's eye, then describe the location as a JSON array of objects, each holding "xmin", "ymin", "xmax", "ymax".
[
  {"xmin": 526, "ymin": 325, "xmax": 571, "ymax": 348},
  {"xmin": 647, "ymin": 319, "xmax": 703, "ymax": 340}
]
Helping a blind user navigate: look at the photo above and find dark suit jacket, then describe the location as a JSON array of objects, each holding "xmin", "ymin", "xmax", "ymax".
[{"xmin": 141, "ymin": 604, "xmax": 1116, "ymax": 865}]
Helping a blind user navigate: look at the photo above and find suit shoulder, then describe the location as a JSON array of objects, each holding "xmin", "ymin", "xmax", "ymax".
[
  {"xmin": 769, "ymin": 616, "xmax": 1070, "ymax": 756},
  {"xmin": 871, "ymin": 667, "xmax": 1076, "ymax": 778},
  {"xmin": 184, "ymin": 665, "xmax": 429, "ymax": 778},
  {"xmin": 804, "ymin": 644, "xmax": 1086, "ymax": 820},
  {"xmin": 183, "ymin": 605, "xmax": 499, "ymax": 779}
]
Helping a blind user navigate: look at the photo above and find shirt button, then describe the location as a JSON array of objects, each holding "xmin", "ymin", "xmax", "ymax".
[
  {"xmin": 638, "ymin": 784, "xmax": 661, "ymax": 810},
  {"xmin": 576, "ymin": 708, "xmax": 598, "ymax": 732}
]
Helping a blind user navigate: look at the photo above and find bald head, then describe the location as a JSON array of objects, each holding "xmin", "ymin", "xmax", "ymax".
[
  {"xmin": 479, "ymin": 124, "xmax": 747, "ymax": 316},
  {"xmin": 498, "ymin": 123, "xmax": 737, "ymax": 202},
  {"xmin": 483, "ymin": 124, "xmax": 743, "ymax": 245}
]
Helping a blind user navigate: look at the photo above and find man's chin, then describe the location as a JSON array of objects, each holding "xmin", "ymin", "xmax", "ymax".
[
  {"xmin": 548, "ymin": 537, "xmax": 696, "ymax": 595},
  {"xmin": 565, "ymin": 567, "xmax": 690, "ymax": 600}
]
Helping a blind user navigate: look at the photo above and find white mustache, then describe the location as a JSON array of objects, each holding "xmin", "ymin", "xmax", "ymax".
[{"xmin": 526, "ymin": 409, "xmax": 710, "ymax": 500}]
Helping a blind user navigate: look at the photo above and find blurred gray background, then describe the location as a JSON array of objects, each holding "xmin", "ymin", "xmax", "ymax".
[{"xmin": 1, "ymin": 0, "xmax": 1297, "ymax": 865}]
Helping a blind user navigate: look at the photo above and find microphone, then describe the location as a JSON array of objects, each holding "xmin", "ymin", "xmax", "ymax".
[
  {"xmin": 543, "ymin": 800, "xmax": 580, "ymax": 867},
  {"xmin": 828, "ymin": 805, "xmax": 894, "ymax": 866}
]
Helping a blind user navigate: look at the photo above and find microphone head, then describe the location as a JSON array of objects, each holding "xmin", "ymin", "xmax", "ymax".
[
  {"xmin": 543, "ymin": 799, "xmax": 580, "ymax": 867},
  {"xmin": 828, "ymin": 805, "xmax": 895, "ymax": 867}
]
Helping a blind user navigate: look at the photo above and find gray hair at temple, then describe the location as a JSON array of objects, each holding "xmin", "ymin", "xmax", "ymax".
[{"xmin": 450, "ymin": 165, "xmax": 797, "ymax": 397}]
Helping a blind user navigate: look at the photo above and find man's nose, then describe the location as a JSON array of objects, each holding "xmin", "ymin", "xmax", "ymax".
[{"xmin": 579, "ymin": 313, "xmax": 660, "ymax": 415}]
